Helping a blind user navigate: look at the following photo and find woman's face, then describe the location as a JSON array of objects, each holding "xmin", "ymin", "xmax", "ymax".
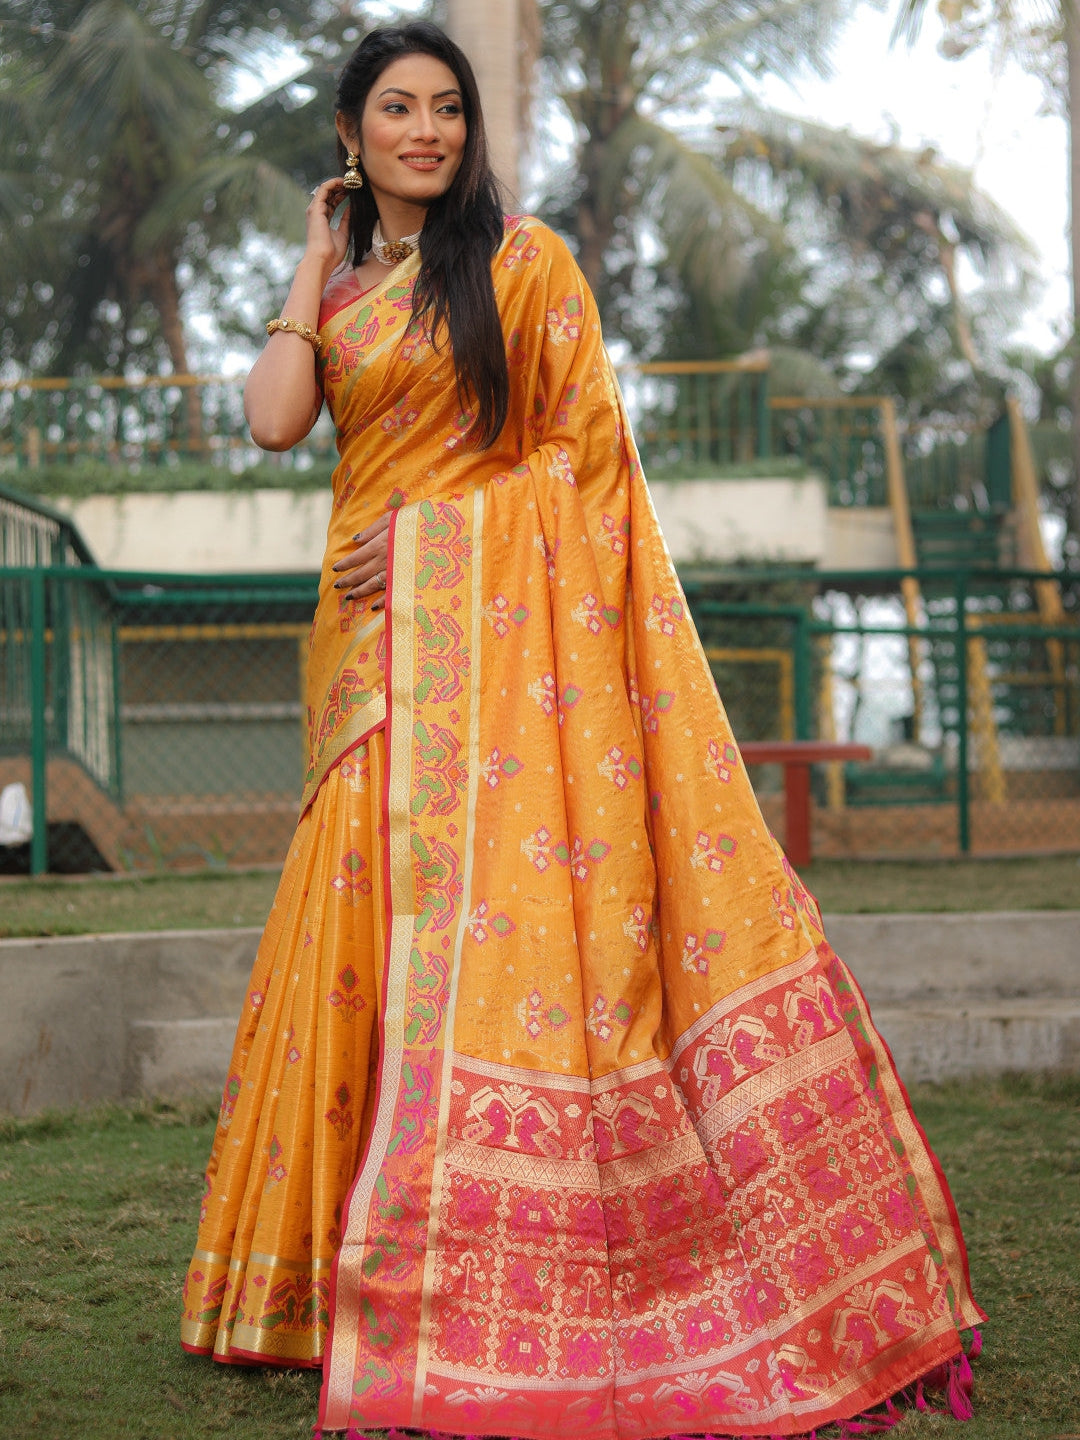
[{"xmin": 340, "ymin": 52, "xmax": 467, "ymax": 227}]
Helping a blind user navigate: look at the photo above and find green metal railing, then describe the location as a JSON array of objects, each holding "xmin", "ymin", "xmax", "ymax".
[
  {"xmin": 903, "ymin": 413, "xmax": 1013, "ymax": 515},
  {"xmin": 2, "ymin": 366, "xmax": 775, "ymax": 478},
  {"xmin": 625, "ymin": 360, "xmax": 771, "ymax": 471},
  {"xmin": 2, "ymin": 559, "xmax": 1077, "ymax": 872},
  {"xmin": 0, "ymin": 488, "xmax": 116, "ymax": 872},
  {"xmin": 0, "ymin": 481, "xmax": 97, "ymax": 566},
  {"xmin": 0, "ymin": 375, "xmax": 337, "ymax": 471},
  {"xmin": 1, "ymin": 568, "xmax": 121, "ymax": 872},
  {"xmin": 769, "ymin": 398, "xmax": 889, "ymax": 506},
  {"xmin": 2, "ymin": 563, "xmax": 319, "ymax": 874},
  {"xmin": 685, "ymin": 565, "xmax": 1079, "ymax": 856},
  {"xmin": 0, "ymin": 370, "xmax": 1024, "ymax": 525}
]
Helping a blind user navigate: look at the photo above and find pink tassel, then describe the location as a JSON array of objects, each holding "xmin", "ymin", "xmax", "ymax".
[{"xmin": 946, "ymin": 1350, "xmax": 975, "ymax": 1421}]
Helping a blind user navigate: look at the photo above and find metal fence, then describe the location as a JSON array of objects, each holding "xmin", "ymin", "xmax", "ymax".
[
  {"xmin": 2, "ymin": 561, "xmax": 1077, "ymax": 874},
  {"xmin": 0, "ymin": 366, "xmax": 885, "ymax": 490},
  {"xmin": 0, "ymin": 370, "xmax": 1040, "ymax": 527},
  {"xmin": 0, "ymin": 368, "xmax": 773, "ymax": 478},
  {"xmin": 0, "ymin": 375, "xmax": 338, "ymax": 473},
  {"xmin": 1, "ymin": 566, "xmax": 316, "ymax": 873},
  {"xmin": 2, "ymin": 368, "xmax": 1074, "ymax": 871},
  {"xmin": 685, "ymin": 566, "xmax": 1079, "ymax": 860},
  {"xmin": 0, "ymin": 368, "xmax": 884, "ymax": 493},
  {"xmin": 769, "ymin": 398, "xmax": 890, "ymax": 506},
  {"xmin": 0, "ymin": 370, "xmax": 948, "ymax": 559},
  {"xmin": 623, "ymin": 360, "xmax": 772, "ymax": 472}
]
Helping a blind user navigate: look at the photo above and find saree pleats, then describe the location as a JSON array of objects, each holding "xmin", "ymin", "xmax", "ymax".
[
  {"xmin": 183, "ymin": 216, "xmax": 982, "ymax": 1436},
  {"xmin": 181, "ymin": 739, "xmax": 386, "ymax": 1365}
]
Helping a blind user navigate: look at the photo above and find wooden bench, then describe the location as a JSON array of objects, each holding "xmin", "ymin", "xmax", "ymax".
[{"xmin": 739, "ymin": 741, "xmax": 873, "ymax": 867}]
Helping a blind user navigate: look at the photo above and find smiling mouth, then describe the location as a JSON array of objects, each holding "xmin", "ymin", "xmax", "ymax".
[{"xmin": 400, "ymin": 154, "xmax": 443, "ymax": 169}]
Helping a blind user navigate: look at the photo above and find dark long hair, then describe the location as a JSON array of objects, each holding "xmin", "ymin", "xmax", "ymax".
[{"xmin": 335, "ymin": 22, "xmax": 509, "ymax": 449}]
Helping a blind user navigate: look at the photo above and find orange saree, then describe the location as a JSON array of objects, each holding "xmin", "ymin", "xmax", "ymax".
[{"xmin": 181, "ymin": 218, "xmax": 983, "ymax": 1438}]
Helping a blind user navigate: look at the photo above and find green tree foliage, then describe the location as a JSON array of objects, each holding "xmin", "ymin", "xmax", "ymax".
[
  {"xmin": 713, "ymin": 109, "xmax": 1035, "ymax": 421},
  {"xmin": 0, "ymin": 0, "xmax": 1046, "ymax": 452},
  {"xmin": 533, "ymin": 0, "xmax": 1037, "ymax": 428},
  {"xmin": 535, "ymin": 0, "xmax": 847, "ymax": 344},
  {"xmin": 893, "ymin": 0, "xmax": 1078, "ymax": 543},
  {"xmin": 0, "ymin": 0, "xmax": 356, "ymax": 377}
]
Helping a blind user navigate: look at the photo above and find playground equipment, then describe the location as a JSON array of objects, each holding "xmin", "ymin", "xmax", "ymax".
[{"xmin": 769, "ymin": 389, "xmax": 1075, "ymax": 823}]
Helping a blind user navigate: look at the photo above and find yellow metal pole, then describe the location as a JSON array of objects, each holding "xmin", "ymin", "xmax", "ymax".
[
  {"xmin": 1006, "ymin": 396, "xmax": 1069, "ymax": 733},
  {"xmin": 966, "ymin": 617, "xmax": 1006, "ymax": 806},
  {"xmin": 880, "ymin": 397, "xmax": 925, "ymax": 731}
]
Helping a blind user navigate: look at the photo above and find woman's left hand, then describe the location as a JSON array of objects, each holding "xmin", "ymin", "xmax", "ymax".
[{"xmin": 331, "ymin": 513, "xmax": 392, "ymax": 607}]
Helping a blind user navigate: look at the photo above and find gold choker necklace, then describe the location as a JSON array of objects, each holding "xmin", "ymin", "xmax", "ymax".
[{"xmin": 371, "ymin": 223, "xmax": 422, "ymax": 266}]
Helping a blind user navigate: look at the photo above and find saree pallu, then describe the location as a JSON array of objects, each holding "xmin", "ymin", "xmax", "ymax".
[{"xmin": 181, "ymin": 218, "xmax": 983, "ymax": 1437}]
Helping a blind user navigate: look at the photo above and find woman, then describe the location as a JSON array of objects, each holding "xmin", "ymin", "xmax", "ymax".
[{"xmin": 181, "ymin": 21, "xmax": 983, "ymax": 1439}]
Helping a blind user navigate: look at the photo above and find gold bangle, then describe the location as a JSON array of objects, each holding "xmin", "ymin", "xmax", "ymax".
[{"xmin": 266, "ymin": 316, "xmax": 321, "ymax": 352}]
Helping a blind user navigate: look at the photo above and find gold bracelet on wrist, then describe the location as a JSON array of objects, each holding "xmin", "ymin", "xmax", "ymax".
[{"xmin": 266, "ymin": 316, "xmax": 322, "ymax": 352}]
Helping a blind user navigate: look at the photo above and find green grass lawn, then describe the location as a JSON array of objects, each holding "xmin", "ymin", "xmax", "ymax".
[
  {"xmin": 2, "ymin": 854, "xmax": 1078, "ymax": 940},
  {"xmin": 0, "ymin": 1076, "xmax": 1076, "ymax": 1439},
  {"xmin": 0, "ymin": 870, "xmax": 281, "ymax": 938}
]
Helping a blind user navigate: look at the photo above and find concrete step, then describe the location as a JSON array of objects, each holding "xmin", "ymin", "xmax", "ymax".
[
  {"xmin": 128, "ymin": 1017, "xmax": 239, "ymax": 1099},
  {"xmin": 0, "ymin": 928, "xmax": 259, "ymax": 1114},
  {"xmin": 124, "ymin": 998, "xmax": 1080, "ymax": 1098},
  {"xmin": 824, "ymin": 911, "xmax": 1080, "ymax": 1003},
  {"xmin": 2, "ymin": 914, "xmax": 1078, "ymax": 1112},
  {"xmin": 873, "ymin": 999, "xmax": 1080, "ymax": 1084}
]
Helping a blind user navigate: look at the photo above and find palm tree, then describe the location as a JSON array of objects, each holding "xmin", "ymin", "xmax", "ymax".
[
  {"xmin": 715, "ymin": 108, "xmax": 1034, "ymax": 417},
  {"xmin": 1, "ymin": 0, "xmax": 335, "ymax": 378},
  {"xmin": 892, "ymin": 0, "xmax": 1079, "ymax": 541},
  {"xmin": 530, "ymin": 0, "xmax": 1035, "ymax": 424},
  {"xmin": 533, "ymin": 0, "xmax": 849, "ymax": 338}
]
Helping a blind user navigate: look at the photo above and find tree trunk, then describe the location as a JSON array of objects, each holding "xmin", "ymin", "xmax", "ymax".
[
  {"xmin": 938, "ymin": 238, "xmax": 982, "ymax": 376},
  {"xmin": 575, "ymin": 141, "xmax": 616, "ymax": 299},
  {"xmin": 1066, "ymin": 0, "xmax": 1080, "ymax": 549},
  {"xmin": 445, "ymin": 0, "xmax": 523, "ymax": 200},
  {"xmin": 149, "ymin": 254, "xmax": 204, "ymax": 453}
]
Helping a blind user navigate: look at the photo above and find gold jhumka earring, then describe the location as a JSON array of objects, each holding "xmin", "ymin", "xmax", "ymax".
[{"xmin": 343, "ymin": 152, "xmax": 364, "ymax": 190}]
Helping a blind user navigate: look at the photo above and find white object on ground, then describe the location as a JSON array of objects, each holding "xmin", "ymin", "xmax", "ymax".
[{"xmin": 0, "ymin": 782, "xmax": 32, "ymax": 846}]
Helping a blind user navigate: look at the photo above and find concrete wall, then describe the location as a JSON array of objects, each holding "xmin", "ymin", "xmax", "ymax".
[
  {"xmin": 55, "ymin": 489, "xmax": 333, "ymax": 574},
  {"xmin": 0, "ymin": 911, "xmax": 1077, "ymax": 1113},
  {"xmin": 647, "ymin": 476, "xmax": 829, "ymax": 564},
  {"xmin": 0, "ymin": 929, "xmax": 257, "ymax": 1113},
  {"xmin": 52, "ymin": 482, "xmax": 898, "ymax": 573},
  {"xmin": 821, "ymin": 507, "xmax": 899, "ymax": 569}
]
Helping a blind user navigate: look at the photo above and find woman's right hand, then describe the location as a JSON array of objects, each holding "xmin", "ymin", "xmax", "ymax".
[
  {"xmin": 332, "ymin": 513, "xmax": 392, "ymax": 608},
  {"xmin": 305, "ymin": 177, "xmax": 352, "ymax": 278},
  {"xmin": 244, "ymin": 177, "xmax": 351, "ymax": 450}
]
